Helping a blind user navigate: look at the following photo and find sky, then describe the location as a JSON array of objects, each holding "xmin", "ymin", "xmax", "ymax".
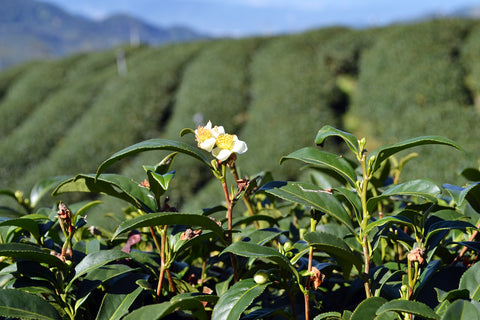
[{"xmin": 41, "ymin": 0, "xmax": 480, "ymax": 37}]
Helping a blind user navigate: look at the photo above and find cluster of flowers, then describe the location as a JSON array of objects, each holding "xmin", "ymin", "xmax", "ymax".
[{"xmin": 195, "ymin": 121, "xmax": 247, "ymax": 162}]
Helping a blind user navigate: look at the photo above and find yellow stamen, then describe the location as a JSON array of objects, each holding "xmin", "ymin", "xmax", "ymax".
[
  {"xmin": 216, "ymin": 134, "xmax": 235, "ymax": 150},
  {"xmin": 196, "ymin": 126, "xmax": 212, "ymax": 143}
]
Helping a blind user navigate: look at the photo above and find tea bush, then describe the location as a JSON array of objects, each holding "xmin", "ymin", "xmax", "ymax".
[
  {"xmin": 1, "ymin": 124, "xmax": 479, "ymax": 319},
  {"xmin": 19, "ymin": 43, "xmax": 203, "ymax": 192},
  {"xmin": 348, "ymin": 19, "xmax": 480, "ymax": 183},
  {"xmin": 0, "ymin": 54, "xmax": 83, "ymax": 138}
]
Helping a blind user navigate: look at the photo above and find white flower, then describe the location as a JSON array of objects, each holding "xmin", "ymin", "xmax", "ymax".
[
  {"xmin": 212, "ymin": 133, "xmax": 248, "ymax": 162},
  {"xmin": 195, "ymin": 121, "xmax": 224, "ymax": 152}
]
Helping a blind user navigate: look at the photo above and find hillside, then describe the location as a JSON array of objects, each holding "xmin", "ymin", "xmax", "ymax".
[
  {"xmin": 1, "ymin": 19, "xmax": 480, "ymax": 229},
  {"xmin": 0, "ymin": 0, "xmax": 208, "ymax": 69}
]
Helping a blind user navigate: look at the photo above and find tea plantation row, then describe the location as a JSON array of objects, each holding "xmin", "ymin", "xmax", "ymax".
[{"xmin": 1, "ymin": 19, "xmax": 480, "ymax": 230}]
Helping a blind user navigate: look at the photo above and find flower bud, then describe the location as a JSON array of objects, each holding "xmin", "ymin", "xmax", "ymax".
[{"xmin": 253, "ymin": 270, "xmax": 269, "ymax": 284}]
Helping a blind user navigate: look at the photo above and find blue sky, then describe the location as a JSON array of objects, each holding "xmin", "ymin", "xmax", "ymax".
[{"xmin": 42, "ymin": 0, "xmax": 480, "ymax": 36}]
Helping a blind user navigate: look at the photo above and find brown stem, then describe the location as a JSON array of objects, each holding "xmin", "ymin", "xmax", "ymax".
[
  {"xmin": 304, "ymin": 246, "xmax": 314, "ymax": 320},
  {"xmin": 166, "ymin": 269, "xmax": 176, "ymax": 294},
  {"xmin": 363, "ymin": 236, "xmax": 371, "ymax": 298},
  {"xmin": 150, "ymin": 226, "xmax": 166, "ymax": 300},
  {"xmin": 229, "ymin": 164, "xmax": 259, "ymax": 229},
  {"xmin": 454, "ymin": 220, "xmax": 480, "ymax": 264},
  {"xmin": 221, "ymin": 177, "xmax": 239, "ymax": 282}
]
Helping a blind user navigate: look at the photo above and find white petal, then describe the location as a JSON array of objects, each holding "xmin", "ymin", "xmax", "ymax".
[
  {"xmin": 205, "ymin": 121, "xmax": 212, "ymax": 129},
  {"xmin": 212, "ymin": 148, "xmax": 232, "ymax": 162},
  {"xmin": 232, "ymin": 140, "xmax": 248, "ymax": 154},
  {"xmin": 199, "ymin": 138, "xmax": 216, "ymax": 152}
]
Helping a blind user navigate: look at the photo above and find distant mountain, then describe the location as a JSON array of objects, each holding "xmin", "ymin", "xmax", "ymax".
[
  {"xmin": 0, "ymin": 0, "xmax": 209, "ymax": 69},
  {"xmin": 451, "ymin": 6, "xmax": 480, "ymax": 18}
]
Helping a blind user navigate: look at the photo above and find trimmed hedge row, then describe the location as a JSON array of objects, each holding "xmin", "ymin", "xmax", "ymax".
[
  {"xmin": 0, "ymin": 54, "xmax": 83, "ymax": 139},
  {"xmin": 0, "ymin": 48, "xmax": 144, "ymax": 187},
  {"xmin": 348, "ymin": 19, "xmax": 479, "ymax": 183},
  {"xmin": 19, "ymin": 42, "xmax": 204, "ymax": 192}
]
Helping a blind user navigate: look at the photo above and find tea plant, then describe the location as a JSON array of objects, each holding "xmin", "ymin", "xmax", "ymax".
[{"xmin": 0, "ymin": 124, "xmax": 480, "ymax": 320}]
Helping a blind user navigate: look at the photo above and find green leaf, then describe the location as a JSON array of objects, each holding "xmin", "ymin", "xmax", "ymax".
[
  {"xmin": 425, "ymin": 220, "xmax": 476, "ymax": 248},
  {"xmin": 171, "ymin": 292, "xmax": 219, "ymax": 305},
  {"xmin": 281, "ymin": 147, "xmax": 358, "ymax": 187},
  {"xmin": 0, "ymin": 243, "xmax": 65, "ymax": 269},
  {"xmin": 440, "ymin": 300, "xmax": 480, "ymax": 320},
  {"xmin": 66, "ymin": 250, "xmax": 129, "ymax": 291},
  {"xmin": 232, "ymin": 215, "xmax": 278, "ymax": 228},
  {"xmin": 443, "ymin": 183, "xmax": 480, "ymax": 212},
  {"xmin": 0, "ymin": 289, "xmax": 61, "ymax": 320},
  {"xmin": 459, "ymin": 261, "xmax": 480, "ymax": 300},
  {"xmin": 112, "ymin": 212, "xmax": 226, "ymax": 244},
  {"xmin": 304, "ymin": 231, "xmax": 363, "ymax": 278},
  {"xmin": 367, "ymin": 179, "xmax": 440, "ymax": 213},
  {"xmin": 315, "ymin": 125, "xmax": 359, "ymax": 156},
  {"xmin": 313, "ymin": 311, "xmax": 343, "ymax": 320},
  {"xmin": 376, "ymin": 300, "xmax": 439, "ymax": 320},
  {"xmin": 369, "ymin": 136, "xmax": 462, "ymax": 174},
  {"xmin": 96, "ymin": 139, "xmax": 211, "ymax": 178},
  {"xmin": 148, "ymin": 171, "xmax": 174, "ymax": 197},
  {"xmin": 461, "ymin": 168, "xmax": 480, "ymax": 182},
  {"xmin": 351, "ymin": 297, "xmax": 387, "ymax": 320},
  {"xmin": 0, "ymin": 217, "xmax": 40, "ymax": 240},
  {"xmin": 30, "ymin": 176, "xmax": 69, "ymax": 208},
  {"xmin": 260, "ymin": 181, "xmax": 354, "ymax": 232},
  {"xmin": 211, "ymin": 278, "xmax": 269, "ymax": 320},
  {"xmin": 332, "ymin": 187, "xmax": 362, "ymax": 222},
  {"xmin": 123, "ymin": 299, "xmax": 207, "ymax": 320},
  {"xmin": 242, "ymin": 229, "xmax": 287, "ymax": 246},
  {"xmin": 364, "ymin": 215, "xmax": 415, "ymax": 235},
  {"xmin": 95, "ymin": 286, "xmax": 143, "ymax": 320},
  {"xmin": 52, "ymin": 174, "xmax": 157, "ymax": 213},
  {"xmin": 222, "ymin": 242, "xmax": 299, "ymax": 280}
]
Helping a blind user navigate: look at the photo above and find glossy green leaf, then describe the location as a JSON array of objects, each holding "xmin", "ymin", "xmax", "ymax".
[
  {"xmin": 112, "ymin": 212, "xmax": 226, "ymax": 244},
  {"xmin": 222, "ymin": 242, "xmax": 299, "ymax": 279},
  {"xmin": 461, "ymin": 168, "xmax": 480, "ymax": 182},
  {"xmin": 0, "ymin": 189, "xmax": 17, "ymax": 202},
  {"xmin": 281, "ymin": 147, "xmax": 358, "ymax": 187},
  {"xmin": 369, "ymin": 136, "xmax": 462, "ymax": 174},
  {"xmin": 52, "ymin": 174, "xmax": 157, "ymax": 213},
  {"xmin": 304, "ymin": 231, "xmax": 363, "ymax": 277},
  {"xmin": 123, "ymin": 299, "xmax": 207, "ymax": 320},
  {"xmin": 147, "ymin": 171, "xmax": 174, "ymax": 198},
  {"xmin": 66, "ymin": 250, "xmax": 129, "ymax": 291},
  {"xmin": 313, "ymin": 311, "xmax": 343, "ymax": 319},
  {"xmin": 242, "ymin": 229, "xmax": 287, "ymax": 245},
  {"xmin": 212, "ymin": 278, "xmax": 269, "ymax": 320},
  {"xmin": 95, "ymin": 286, "xmax": 143, "ymax": 320},
  {"xmin": 376, "ymin": 300, "xmax": 439, "ymax": 320},
  {"xmin": 333, "ymin": 187, "xmax": 362, "ymax": 221},
  {"xmin": 260, "ymin": 181, "xmax": 354, "ymax": 231},
  {"xmin": 315, "ymin": 125, "xmax": 359, "ymax": 156},
  {"xmin": 367, "ymin": 179, "xmax": 440, "ymax": 213},
  {"xmin": 351, "ymin": 297, "xmax": 387, "ymax": 320},
  {"xmin": 425, "ymin": 220, "xmax": 476, "ymax": 247},
  {"xmin": 364, "ymin": 215, "xmax": 415, "ymax": 235},
  {"xmin": 78, "ymin": 264, "xmax": 137, "ymax": 296},
  {"xmin": 0, "ymin": 217, "xmax": 40, "ymax": 240},
  {"xmin": 171, "ymin": 292, "xmax": 219, "ymax": 305},
  {"xmin": 0, "ymin": 243, "xmax": 65, "ymax": 269},
  {"xmin": 30, "ymin": 176, "xmax": 69, "ymax": 208},
  {"xmin": 443, "ymin": 183, "xmax": 480, "ymax": 211},
  {"xmin": 70, "ymin": 200, "xmax": 103, "ymax": 219},
  {"xmin": 440, "ymin": 300, "xmax": 480, "ymax": 320},
  {"xmin": 96, "ymin": 139, "xmax": 211, "ymax": 178},
  {"xmin": 459, "ymin": 261, "xmax": 480, "ymax": 300},
  {"xmin": 0, "ymin": 289, "xmax": 61, "ymax": 320},
  {"xmin": 232, "ymin": 214, "xmax": 278, "ymax": 228}
]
